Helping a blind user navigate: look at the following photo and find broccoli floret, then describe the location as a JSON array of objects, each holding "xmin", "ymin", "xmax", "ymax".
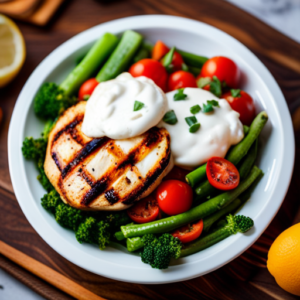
[
  {"xmin": 75, "ymin": 217, "xmax": 111, "ymax": 250},
  {"xmin": 34, "ymin": 83, "xmax": 77, "ymax": 120},
  {"xmin": 22, "ymin": 137, "xmax": 47, "ymax": 161},
  {"xmin": 226, "ymin": 214, "xmax": 254, "ymax": 234},
  {"xmin": 141, "ymin": 233, "xmax": 182, "ymax": 269},
  {"xmin": 22, "ymin": 136, "xmax": 53, "ymax": 192},
  {"xmin": 55, "ymin": 202, "xmax": 84, "ymax": 231},
  {"xmin": 41, "ymin": 190, "xmax": 61, "ymax": 214},
  {"xmin": 97, "ymin": 220, "xmax": 111, "ymax": 250}
]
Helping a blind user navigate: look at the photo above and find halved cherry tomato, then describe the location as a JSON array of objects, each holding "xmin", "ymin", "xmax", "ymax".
[
  {"xmin": 156, "ymin": 180, "xmax": 193, "ymax": 215},
  {"xmin": 152, "ymin": 40, "xmax": 170, "ymax": 61},
  {"xmin": 200, "ymin": 56, "xmax": 240, "ymax": 88},
  {"xmin": 78, "ymin": 78, "xmax": 99, "ymax": 100},
  {"xmin": 172, "ymin": 220, "xmax": 204, "ymax": 243},
  {"xmin": 129, "ymin": 58, "xmax": 168, "ymax": 91},
  {"xmin": 206, "ymin": 157, "xmax": 240, "ymax": 191},
  {"xmin": 127, "ymin": 195, "xmax": 159, "ymax": 224},
  {"xmin": 222, "ymin": 90, "xmax": 256, "ymax": 126},
  {"xmin": 168, "ymin": 70, "xmax": 197, "ymax": 91}
]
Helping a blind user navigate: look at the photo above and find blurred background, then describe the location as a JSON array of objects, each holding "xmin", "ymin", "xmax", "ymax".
[{"xmin": 0, "ymin": 0, "xmax": 299, "ymax": 299}]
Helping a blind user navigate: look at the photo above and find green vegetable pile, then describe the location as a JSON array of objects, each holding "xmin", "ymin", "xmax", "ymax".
[{"xmin": 22, "ymin": 30, "xmax": 267, "ymax": 270}]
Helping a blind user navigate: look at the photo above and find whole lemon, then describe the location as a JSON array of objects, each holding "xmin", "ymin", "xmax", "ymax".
[{"xmin": 267, "ymin": 223, "xmax": 300, "ymax": 296}]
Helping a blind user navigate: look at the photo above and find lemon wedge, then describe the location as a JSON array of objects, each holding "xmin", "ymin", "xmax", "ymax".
[{"xmin": 0, "ymin": 14, "xmax": 26, "ymax": 88}]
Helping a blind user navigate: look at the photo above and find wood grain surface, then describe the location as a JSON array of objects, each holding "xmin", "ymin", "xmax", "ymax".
[{"xmin": 0, "ymin": 0, "xmax": 300, "ymax": 299}]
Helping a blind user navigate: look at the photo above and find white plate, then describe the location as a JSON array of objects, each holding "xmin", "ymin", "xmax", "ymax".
[{"xmin": 8, "ymin": 15, "xmax": 295, "ymax": 284}]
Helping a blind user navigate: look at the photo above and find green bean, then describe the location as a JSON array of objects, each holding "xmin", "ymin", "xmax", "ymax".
[
  {"xmin": 180, "ymin": 224, "xmax": 230, "ymax": 257},
  {"xmin": 239, "ymin": 172, "xmax": 264, "ymax": 204},
  {"xmin": 121, "ymin": 166, "xmax": 262, "ymax": 238},
  {"xmin": 124, "ymin": 198, "xmax": 241, "ymax": 252},
  {"xmin": 187, "ymin": 65, "xmax": 201, "ymax": 77},
  {"xmin": 60, "ymin": 33, "xmax": 119, "ymax": 95},
  {"xmin": 96, "ymin": 30, "xmax": 143, "ymax": 82},
  {"xmin": 194, "ymin": 112, "xmax": 267, "ymax": 199},
  {"xmin": 132, "ymin": 46, "xmax": 150, "ymax": 63},
  {"xmin": 127, "ymin": 237, "xmax": 145, "ymax": 252},
  {"xmin": 202, "ymin": 198, "xmax": 241, "ymax": 233},
  {"xmin": 115, "ymin": 231, "xmax": 125, "ymax": 241},
  {"xmin": 226, "ymin": 111, "xmax": 268, "ymax": 165},
  {"xmin": 176, "ymin": 49, "xmax": 208, "ymax": 68},
  {"xmin": 239, "ymin": 139, "xmax": 258, "ymax": 179}
]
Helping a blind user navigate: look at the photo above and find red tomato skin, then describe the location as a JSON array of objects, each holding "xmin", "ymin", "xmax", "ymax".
[
  {"xmin": 168, "ymin": 71, "xmax": 197, "ymax": 91},
  {"xmin": 127, "ymin": 195, "xmax": 159, "ymax": 224},
  {"xmin": 156, "ymin": 180, "xmax": 193, "ymax": 215},
  {"xmin": 129, "ymin": 58, "xmax": 168, "ymax": 91},
  {"xmin": 200, "ymin": 56, "xmax": 240, "ymax": 88},
  {"xmin": 222, "ymin": 90, "xmax": 256, "ymax": 126},
  {"xmin": 78, "ymin": 78, "xmax": 99, "ymax": 100},
  {"xmin": 163, "ymin": 51, "xmax": 184, "ymax": 72},
  {"xmin": 206, "ymin": 157, "xmax": 240, "ymax": 191},
  {"xmin": 172, "ymin": 220, "xmax": 204, "ymax": 243}
]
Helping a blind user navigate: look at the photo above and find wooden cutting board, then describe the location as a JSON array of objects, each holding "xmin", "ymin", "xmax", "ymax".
[{"xmin": 0, "ymin": 0, "xmax": 299, "ymax": 299}]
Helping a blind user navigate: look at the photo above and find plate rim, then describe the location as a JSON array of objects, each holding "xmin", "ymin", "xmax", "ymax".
[{"xmin": 8, "ymin": 14, "xmax": 295, "ymax": 284}]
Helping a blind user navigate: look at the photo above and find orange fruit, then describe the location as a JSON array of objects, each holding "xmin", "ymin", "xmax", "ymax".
[{"xmin": 267, "ymin": 223, "xmax": 300, "ymax": 296}]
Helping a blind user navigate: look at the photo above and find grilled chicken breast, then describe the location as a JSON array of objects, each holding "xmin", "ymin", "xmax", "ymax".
[{"xmin": 44, "ymin": 101, "xmax": 171, "ymax": 211}]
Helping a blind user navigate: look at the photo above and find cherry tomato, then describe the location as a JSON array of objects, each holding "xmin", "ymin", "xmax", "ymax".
[
  {"xmin": 129, "ymin": 58, "xmax": 168, "ymax": 91},
  {"xmin": 152, "ymin": 40, "xmax": 170, "ymax": 61},
  {"xmin": 172, "ymin": 220, "xmax": 204, "ymax": 243},
  {"xmin": 156, "ymin": 180, "xmax": 193, "ymax": 215},
  {"xmin": 78, "ymin": 78, "xmax": 99, "ymax": 100},
  {"xmin": 200, "ymin": 56, "xmax": 240, "ymax": 88},
  {"xmin": 168, "ymin": 70, "xmax": 197, "ymax": 91},
  {"xmin": 162, "ymin": 51, "xmax": 184, "ymax": 72},
  {"xmin": 206, "ymin": 157, "xmax": 240, "ymax": 191},
  {"xmin": 222, "ymin": 90, "xmax": 256, "ymax": 126},
  {"xmin": 127, "ymin": 195, "xmax": 159, "ymax": 224}
]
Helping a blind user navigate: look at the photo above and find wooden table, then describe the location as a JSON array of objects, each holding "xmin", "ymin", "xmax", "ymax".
[{"xmin": 1, "ymin": 0, "xmax": 300, "ymax": 299}]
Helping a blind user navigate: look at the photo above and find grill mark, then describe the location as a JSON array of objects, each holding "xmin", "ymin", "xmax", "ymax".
[
  {"xmin": 81, "ymin": 179, "xmax": 107, "ymax": 206},
  {"xmin": 51, "ymin": 152, "xmax": 62, "ymax": 171},
  {"xmin": 81, "ymin": 170, "xmax": 94, "ymax": 186},
  {"xmin": 53, "ymin": 116, "xmax": 83, "ymax": 144},
  {"xmin": 62, "ymin": 137, "xmax": 108, "ymax": 179},
  {"xmin": 122, "ymin": 134, "xmax": 171, "ymax": 205},
  {"xmin": 104, "ymin": 188, "xmax": 119, "ymax": 205},
  {"xmin": 145, "ymin": 127, "xmax": 160, "ymax": 147},
  {"xmin": 122, "ymin": 154, "xmax": 170, "ymax": 205}
]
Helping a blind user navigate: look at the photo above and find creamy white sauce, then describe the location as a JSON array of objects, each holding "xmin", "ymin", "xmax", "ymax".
[
  {"xmin": 82, "ymin": 72, "xmax": 167, "ymax": 139},
  {"xmin": 158, "ymin": 88, "xmax": 244, "ymax": 169}
]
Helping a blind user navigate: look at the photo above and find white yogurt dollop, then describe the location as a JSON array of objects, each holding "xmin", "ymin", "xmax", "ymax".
[
  {"xmin": 158, "ymin": 88, "xmax": 244, "ymax": 169},
  {"xmin": 82, "ymin": 72, "xmax": 167, "ymax": 139}
]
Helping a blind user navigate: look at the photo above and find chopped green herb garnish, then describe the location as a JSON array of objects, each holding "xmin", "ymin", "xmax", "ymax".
[
  {"xmin": 181, "ymin": 63, "xmax": 189, "ymax": 71},
  {"xmin": 83, "ymin": 95, "xmax": 90, "ymax": 101},
  {"xmin": 189, "ymin": 123, "xmax": 200, "ymax": 133},
  {"xmin": 207, "ymin": 100, "xmax": 219, "ymax": 107},
  {"xmin": 190, "ymin": 104, "xmax": 201, "ymax": 114},
  {"xmin": 209, "ymin": 76, "xmax": 222, "ymax": 97},
  {"xmin": 163, "ymin": 110, "xmax": 178, "ymax": 125},
  {"xmin": 133, "ymin": 100, "xmax": 144, "ymax": 111},
  {"xmin": 174, "ymin": 88, "xmax": 187, "ymax": 101},
  {"xmin": 185, "ymin": 116, "xmax": 198, "ymax": 126},
  {"xmin": 202, "ymin": 99, "xmax": 219, "ymax": 113},
  {"xmin": 162, "ymin": 47, "xmax": 175, "ymax": 67},
  {"xmin": 231, "ymin": 89, "xmax": 241, "ymax": 97},
  {"xmin": 202, "ymin": 103, "xmax": 214, "ymax": 113},
  {"xmin": 197, "ymin": 77, "xmax": 211, "ymax": 88}
]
